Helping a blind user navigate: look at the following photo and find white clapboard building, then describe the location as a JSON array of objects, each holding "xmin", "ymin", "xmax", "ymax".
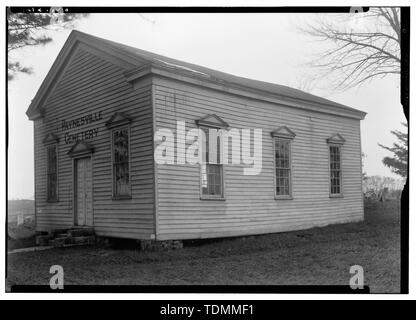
[{"xmin": 27, "ymin": 31, "xmax": 366, "ymax": 243}]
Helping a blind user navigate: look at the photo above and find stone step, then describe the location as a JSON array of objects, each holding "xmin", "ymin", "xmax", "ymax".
[
  {"xmin": 55, "ymin": 233, "xmax": 70, "ymax": 238},
  {"xmin": 49, "ymin": 235, "xmax": 96, "ymax": 248},
  {"xmin": 50, "ymin": 228, "xmax": 69, "ymax": 237},
  {"xmin": 38, "ymin": 227, "xmax": 95, "ymax": 247},
  {"xmin": 68, "ymin": 228, "xmax": 94, "ymax": 237}
]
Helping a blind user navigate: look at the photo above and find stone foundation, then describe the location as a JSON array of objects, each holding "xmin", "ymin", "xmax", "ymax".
[
  {"xmin": 35, "ymin": 228, "xmax": 95, "ymax": 247},
  {"xmin": 36, "ymin": 232, "xmax": 183, "ymax": 251},
  {"xmin": 139, "ymin": 240, "xmax": 183, "ymax": 251}
]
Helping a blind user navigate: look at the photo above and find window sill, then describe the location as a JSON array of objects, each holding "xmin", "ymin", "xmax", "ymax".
[
  {"xmin": 275, "ymin": 195, "xmax": 293, "ymax": 200},
  {"xmin": 112, "ymin": 195, "xmax": 132, "ymax": 200},
  {"xmin": 47, "ymin": 199, "xmax": 59, "ymax": 203},
  {"xmin": 200, "ymin": 196, "xmax": 226, "ymax": 201},
  {"xmin": 329, "ymin": 194, "xmax": 344, "ymax": 198}
]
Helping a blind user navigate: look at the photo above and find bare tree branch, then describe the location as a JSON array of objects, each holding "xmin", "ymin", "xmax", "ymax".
[{"xmin": 300, "ymin": 7, "xmax": 401, "ymax": 91}]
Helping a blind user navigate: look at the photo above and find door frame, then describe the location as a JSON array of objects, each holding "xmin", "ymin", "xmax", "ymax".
[{"xmin": 72, "ymin": 155, "xmax": 94, "ymax": 227}]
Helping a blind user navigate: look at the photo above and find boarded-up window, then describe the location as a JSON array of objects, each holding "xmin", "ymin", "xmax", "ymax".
[
  {"xmin": 275, "ymin": 138, "xmax": 291, "ymax": 196},
  {"xmin": 47, "ymin": 145, "xmax": 57, "ymax": 201},
  {"xmin": 201, "ymin": 127, "xmax": 223, "ymax": 198},
  {"xmin": 329, "ymin": 145, "xmax": 342, "ymax": 195},
  {"xmin": 112, "ymin": 127, "xmax": 130, "ymax": 198}
]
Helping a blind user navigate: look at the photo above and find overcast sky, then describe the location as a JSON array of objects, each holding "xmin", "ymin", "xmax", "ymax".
[{"xmin": 8, "ymin": 12, "xmax": 407, "ymax": 199}]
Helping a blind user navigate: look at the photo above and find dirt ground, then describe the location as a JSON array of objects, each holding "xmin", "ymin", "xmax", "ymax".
[{"xmin": 6, "ymin": 200, "xmax": 401, "ymax": 292}]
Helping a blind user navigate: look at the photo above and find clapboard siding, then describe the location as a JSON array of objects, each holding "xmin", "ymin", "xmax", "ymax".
[
  {"xmin": 33, "ymin": 47, "xmax": 155, "ymax": 239},
  {"xmin": 153, "ymin": 77, "xmax": 363, "ymax": 240}
]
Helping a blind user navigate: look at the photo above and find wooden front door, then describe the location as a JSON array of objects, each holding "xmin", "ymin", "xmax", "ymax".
[{"xmin": 75, "ymin": 157, "xmax": 93, "ymax": 226}]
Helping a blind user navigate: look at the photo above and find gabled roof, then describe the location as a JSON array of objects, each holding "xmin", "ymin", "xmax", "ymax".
[{"xmin": 26, "ymin": 30, "xmax": 367, "ymax": 120}]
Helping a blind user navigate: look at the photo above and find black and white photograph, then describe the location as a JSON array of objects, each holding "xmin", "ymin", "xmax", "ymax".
[{"xmin": 4, "ymin": 3, "xmax": 411, "ymax": 299}]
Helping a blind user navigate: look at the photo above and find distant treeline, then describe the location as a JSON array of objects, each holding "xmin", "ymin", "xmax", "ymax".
[{"xmin": 363, "ymin": 175, "xmax": 405, "ymax": 200}]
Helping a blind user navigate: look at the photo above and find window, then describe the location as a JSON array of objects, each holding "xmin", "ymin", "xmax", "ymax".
[
  {"xmin": 200, "ymin": 127, "xmax": 224, "ymax": 198},
  {"xmin": 47, "ymin": 145, "xmax": 58, "ymax": 201},
  {"xmin": 112, "ymin": 127, "xmax": 131, "ymax": 198},
  {"xmin": 271, "ymin": 126, "xmax": 295, "ymax": 199},
  {"xmin": 327, "ymin": 133, "xmax": 345, "ymax": 197},
  {"xmin": 329, "ymin": 145, "xmax": 342, "ymax": 195},
  {"xmin": 106, "ymin": 112, "xmax": 132, "ymax": 200},
  {"xmin": 195, "ymin": 114, "xmax": 229, "ymax": 200},
  {"xmin": 275, "ymin": 138, "xmax": 291, "ymax": 197}
]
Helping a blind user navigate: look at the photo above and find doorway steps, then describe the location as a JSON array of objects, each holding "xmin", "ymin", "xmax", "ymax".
[{"xmin": 36, "ymin": 227, "xmax": 95, "ymax": 248}]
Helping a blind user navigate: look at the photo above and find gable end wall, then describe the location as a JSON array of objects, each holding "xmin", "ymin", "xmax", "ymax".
[{"xmin": 33, "ymin": 47, "xmax": 155, "ymax": 239}]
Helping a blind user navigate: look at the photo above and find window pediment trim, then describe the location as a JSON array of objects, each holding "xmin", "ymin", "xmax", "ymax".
[
  {"xmin": 271, "ymin": 126, "xmax": 296, "ymax": 139},
  {"xmin": 106, "ymin": 112, "xmax": 132, "ymax": 129},
  {"xmin": 195, "ymin": 114, "xmax": 229, "ymax": 129},
  {"xmin": 327, "ymin": 133, "xmax": 346, "ymax": 145},
  {"xmin": 67, "ymin": 140, "xmax": 94, "ymax": 157},
  {"xmin": 43, "ymin": 133, "xmax": 60, "ymax": 144}
]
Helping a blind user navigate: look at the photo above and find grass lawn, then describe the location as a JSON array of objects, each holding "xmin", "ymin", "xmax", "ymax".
[{"xmin": 6, "ymin": 200, "xmax": 401, "ymax": 293}]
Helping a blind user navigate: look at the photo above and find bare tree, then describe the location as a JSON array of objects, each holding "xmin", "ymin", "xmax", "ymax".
[
  {"xmin": 7, "ymin": 9, "xmax": 89, "ymax": 80},
  {"xmin": 301, "ymin": 7, "xmax": 400, "ymax": 91}
]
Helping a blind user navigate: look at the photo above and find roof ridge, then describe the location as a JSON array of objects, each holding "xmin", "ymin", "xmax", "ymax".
[
  {"xmin": 27, "ymin": 30, "xmax": 366, "ymax": 120},
  {"xmin": 72, "ymin": 31, "xmax": 363, "ymax": 114}
]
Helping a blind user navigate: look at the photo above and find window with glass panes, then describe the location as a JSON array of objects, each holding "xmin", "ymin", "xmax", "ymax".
[
  {"xmin": 329, "ymin": 145, "xmax": 341, "ymax": 195},
  {"xmin": 201, "ymin": 127, "xmax": 223, "ymax": 198},
  {"xmin": 275, "ymin": 138, "xmax": 291, "ymax": 196},
  {"xmin": 47, "ymin": 145, "xmax": 57, "ymax": 201},
  {"xmin": 112, "ymin": 127, "xmax": 131, "ymax": 198}
]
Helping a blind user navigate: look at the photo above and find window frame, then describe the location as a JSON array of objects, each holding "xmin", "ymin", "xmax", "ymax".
[
  {"xmin": 199, "ymin": 125, "xmax": 226, "ymax": 201},
  {"xmin": 110, "ymin": 125, "xmax": 132, "ymax": 200},
  {"xmin": 271, "ymin": 126, "xmax": 296, "ymax": 200},
  {"xmin": 273, "ymin": 137, "xmax": 293, "ymax": 200},
  {"xmin": 46, "ymin": 144, "xmax": 58, "ymax": 202},
  {"xmin": 328, "ymin": 143, "xmax": 344, "ymax": 198}
]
